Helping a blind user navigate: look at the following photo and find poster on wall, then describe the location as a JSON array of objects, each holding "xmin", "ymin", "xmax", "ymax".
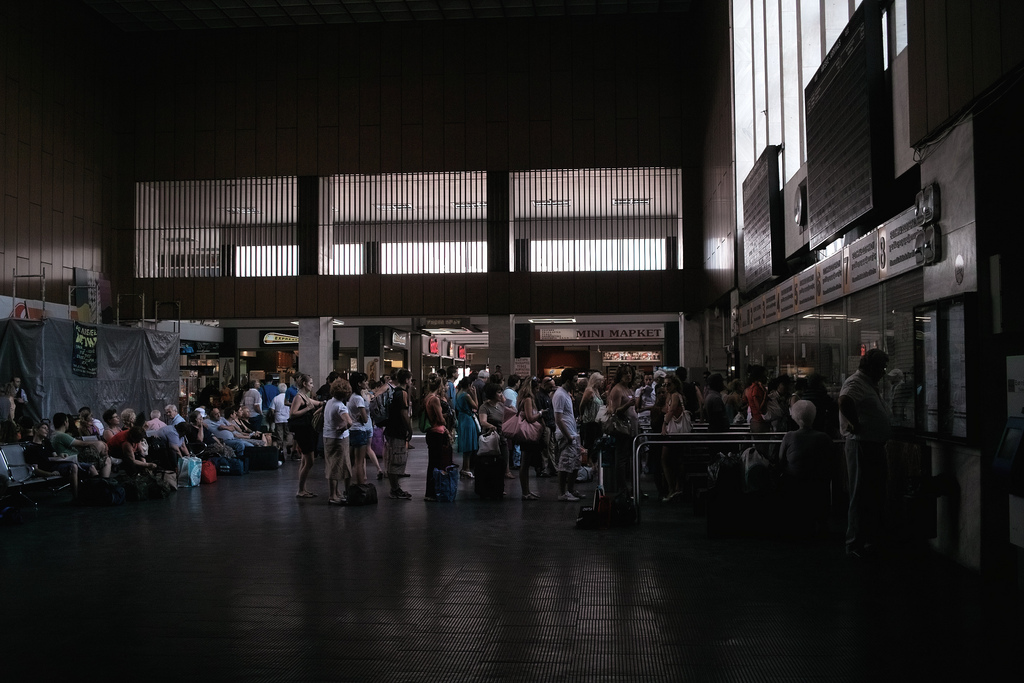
[
  {"xmin": 364, "ymin": 356, "xmax": 381, "ymax": 381},
  {"xmin": 72, "ymin": 321, "xmax": 98, "ymax": 378}
]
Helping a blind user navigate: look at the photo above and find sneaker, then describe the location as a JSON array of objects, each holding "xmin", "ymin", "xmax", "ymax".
[
  {"xmin": 558, "ymin": 492, "xmax": 580, "ymax": 502},
  {"xmin": 389, "ymin": 489, "xmax": 412, "ymax": 500},
  {"xmin": 423, "ymin": 496, "xmax": 437, "ymax": 502}
]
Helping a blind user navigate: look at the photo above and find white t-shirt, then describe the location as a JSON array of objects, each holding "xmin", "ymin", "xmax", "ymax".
[
  {"xmin": 322, "ymin": 398, "xmax": 350, "ymax": 440},
  {"xmin": 347, "ymin": 394, "xmax": 373, "ymax": 434},
  {"xmin": 552, "ymin": 386, "xmax": 578, "ymax": 441},
  {"xmin": 272, "ymin": 393, "xmax": 290, "ymax": 423}
]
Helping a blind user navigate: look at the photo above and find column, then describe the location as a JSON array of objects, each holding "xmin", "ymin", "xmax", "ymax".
[
  {"xmin": 487, "ymin": 314, "xmax": 513, "ymax": 377},
  {"xmin": 298, "ymin": 317, "xmax": 333, "ymax": 386}
]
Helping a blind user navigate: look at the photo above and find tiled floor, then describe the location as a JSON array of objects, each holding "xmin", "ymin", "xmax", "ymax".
[{"xmin": 4, "ymin": 435, "xmax": 1021, "ymax": 682}]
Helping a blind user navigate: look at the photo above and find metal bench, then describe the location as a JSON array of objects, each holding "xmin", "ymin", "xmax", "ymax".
[{"xmin": 0, "ymin": 442, "xmax": 66, "ymax": 505}]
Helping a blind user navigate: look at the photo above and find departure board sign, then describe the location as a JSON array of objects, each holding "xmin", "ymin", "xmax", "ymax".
[
  {"xmin": 845, "ymin": 231, "xmax": 879, "ymax": 293},
  {"xmin": 763, "ymin": 288, "xmax": 779, "ymax": 324},
  {"xmin": 795, "ymin": 267, "xmax": 818, "ymax": 314},
  {"xmin": 878, "ymin": 206, "xmax": 921, "ymax": 279},
  {"xmin": 816, "ymin": 251, "xmax": 845, "ymax": 305},
  {"xmin": 778, "ymin": 277, "xmax": 797, "ymax": 319},
  {"xmin": 805, "ymin": 0, "xmax": 888, "ymax": 249},
  {"xmin": 742, "ymin": 145, "xmax": 784, "ymax": 291}
]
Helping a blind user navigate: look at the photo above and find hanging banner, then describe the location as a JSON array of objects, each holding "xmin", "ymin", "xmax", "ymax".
[{"xmin": 72, "ymin": 321, "xmax": 98, "ymax": 378}]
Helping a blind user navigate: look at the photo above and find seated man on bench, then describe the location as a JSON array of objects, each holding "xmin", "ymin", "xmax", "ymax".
[
  {"xmin": 51, "ymin": 412, "xmax": 111, "ymax": 479},
  {"xmin": 23, "ymin": 420, "xmax": 104, "ymax": 500}
]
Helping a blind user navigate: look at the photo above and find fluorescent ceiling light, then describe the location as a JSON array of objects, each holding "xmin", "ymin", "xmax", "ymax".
[
  {"xmin": 801, "ymin": 314, "xmax": 861, "ymax": 323},
  {"xmin": 612, "ymin": 198, "xmax": 650, "ymax": 206},
  {"xmin": 422, "ymin": 327, "xmax": 474, "ymax": 334},
  {"xmin": 452, "ymin": 201, "xmax": 486, "ymax": 209},
  {"xmin": 528, "ymin": 317, "xmax": 577, "ymax": 324},
  {"xmin": 225, "ymin": 207, "xmax": 262, "ymax": 214},
  {"xmin": 332, "ymin": 319, "xmax": 344, "ymax": 326},
  {"xmin": 375, "ymin": 203, "xmax": 413, "ymax": 211},
  {"xmin": 532, "ymin": 199, "xmax": 570, "ymax": 207}
]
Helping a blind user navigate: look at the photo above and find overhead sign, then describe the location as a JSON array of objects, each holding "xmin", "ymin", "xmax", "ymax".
[
  {"xmin": 778, "ymin": 277, "xmax": 797, "ymax": 319},
  {"xmin": 845, "ymin": 231, "xmax": 879, "ymax": 294},
  {"xmin": 428, "ymin": 338, "xmax": 439, "ymax": 355},
  {"xmin": 816, "ymin": 250, "xmax": 845, "ymax": 305},
  {"xmin": 537, "ymin": 325, "xmax": 664, "ymax": 343},
  {"xmin": 602, "ymin": 350, "xmax": 662, "ymax": 362},
  {"xmin": 878, "ymin": 206, "xmax": 921, "ymax": 279},
  {"xmin": 391, "ymin": 331, "xmax": 408, "ymax": 348},
  {"xmin": 261, "ymin": 331, "xmax": 299, "ymax": 346},
  {"xmin": 762, "ymin": 288, "xmax": 779, "ymax": 325}
]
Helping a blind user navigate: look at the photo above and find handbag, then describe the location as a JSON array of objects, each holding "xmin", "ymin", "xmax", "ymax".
[
  {"xmin": 502, "ymin": 413, "xmax": 542, "ymax": 445},
  {"xmin": 601, "ymin": 412, "xmax": 632, "ymax": 438},
  {"xmin": 664, "ymin": 410, "xmax": 692, "ymax": 435},
  {"xmin": 478, "ymin": 430, "xmax": 502, "ymax": 455}
]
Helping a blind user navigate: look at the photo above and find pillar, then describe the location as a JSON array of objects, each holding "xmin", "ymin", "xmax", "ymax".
[{"xmin": 298, "ymin": 317, "xmax": 333, "ymax": 386}]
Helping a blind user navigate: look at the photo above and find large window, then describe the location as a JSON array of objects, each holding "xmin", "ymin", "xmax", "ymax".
[
  {"xmin": 135, "ymin": 178, "xmax": 298, "ymax": 278},
  {"xmin": 321, "ymin": 172, "xmax": 487, "ymax": 276},
  {"xmin": 136, "ymin": 168, "xmax": 683, "ymax": 278},
  {"xmin": 511, "ymin": 168, "xmax": 682, "ymax": 273}
]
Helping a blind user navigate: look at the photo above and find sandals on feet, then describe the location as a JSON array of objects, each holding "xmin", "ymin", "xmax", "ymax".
[
  {"xmin": 296, "ymin": 491, "xmax": 316, "ymax": 498},
  {"xmin": 521, "ymin": 492, "xmax": 540, "ymax": 500}
]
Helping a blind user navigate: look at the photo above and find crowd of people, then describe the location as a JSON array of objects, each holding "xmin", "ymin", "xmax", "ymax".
[{"xmin": 4, "ymin": 355, "xmax": 890, "ymax": 558}]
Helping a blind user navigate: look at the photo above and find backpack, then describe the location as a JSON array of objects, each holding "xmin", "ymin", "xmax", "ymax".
[{"xmin": 369, "ymin": 385, "xmax": 395, "ymax": 427}]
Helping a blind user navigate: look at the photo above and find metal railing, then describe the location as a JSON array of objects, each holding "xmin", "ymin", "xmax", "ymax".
[{"xmin": 628, "ymin": 430, "xmax": 845, "ymax": 509}]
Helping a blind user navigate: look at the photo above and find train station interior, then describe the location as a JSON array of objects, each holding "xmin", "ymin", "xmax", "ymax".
[{"xmin": 3, "ymin": 0, "xmax": 1024, "ymax": 679}]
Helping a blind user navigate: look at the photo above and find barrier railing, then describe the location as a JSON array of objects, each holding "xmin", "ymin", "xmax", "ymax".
[{"xmin": 628, "ymin": 431, "xmax": 844, "ymax": 508}]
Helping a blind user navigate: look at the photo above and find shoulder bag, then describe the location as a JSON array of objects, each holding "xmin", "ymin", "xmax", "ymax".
[
  {"xmin": 664, "ymin": 409, "xmax": 692, "ymax": 435},
  {"xmin": 502, "ymin": 411, "xmax": 542, "ymax": 445}
]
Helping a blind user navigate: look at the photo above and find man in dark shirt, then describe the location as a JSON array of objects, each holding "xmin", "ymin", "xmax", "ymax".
[
  {"xmin": 703, "ymin": 373, "xmax": 731, "ymax": 433},
  {"xmin": 383, "ymin": 369, "xmax": 413, "ymax": 499}
]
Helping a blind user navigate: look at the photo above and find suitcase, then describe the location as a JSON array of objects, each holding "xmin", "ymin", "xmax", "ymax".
[
  {"xmin": 346, "ymin": 483, "xmax": 378, "ymax": 506},
  {"xmin": 247, "ymin": 446, "xmax": 281, "ymax": 470},
  {"xmin": 210, "ymin": 455, "xmax": 249, "ymax": 476},
  {"xmin": 578, "ymin": 445, "xmax": 612, "ymax": 529},
  {"xmin": 473, "ymin": 452, "xmax": 505, "ymax": 499}
]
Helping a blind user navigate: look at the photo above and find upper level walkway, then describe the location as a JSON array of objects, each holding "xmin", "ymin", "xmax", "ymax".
[{"xmin": 4, "ymin": 435, "xmax": 1020, "ymax": 681}]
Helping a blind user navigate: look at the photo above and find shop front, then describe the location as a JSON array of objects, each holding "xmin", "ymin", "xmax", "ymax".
[{"xmin": 534, "ymin": 324, "xmax": 667, "ymax": 379}]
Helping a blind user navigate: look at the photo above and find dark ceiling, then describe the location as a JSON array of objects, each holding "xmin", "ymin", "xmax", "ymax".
[{"xmin": 81, "ymin": 0, "xmax": 694, "ymax": 31}]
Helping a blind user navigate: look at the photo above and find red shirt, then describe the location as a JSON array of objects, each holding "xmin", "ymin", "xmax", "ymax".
[{"xmin": 744, "ymin": 383, "xmax": 767, "ymax": 423}]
